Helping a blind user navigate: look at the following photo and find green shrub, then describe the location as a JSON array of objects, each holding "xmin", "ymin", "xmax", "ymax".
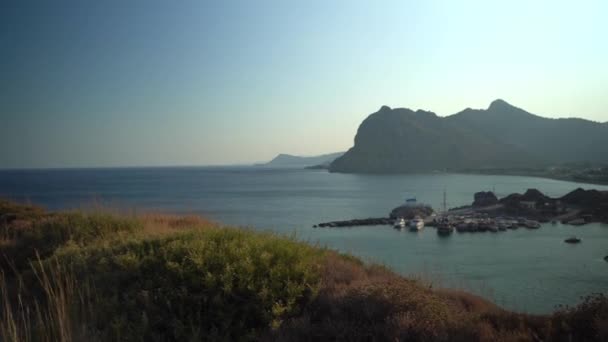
[
  {"xmin": 8, "ymin": 212, "xmax": 142, "ymax": 271},
  {"xmin": 53, "ymin": 227, "xmax": 324, "ymax": 341},
  {"xmin": 550, "ymin": 293, "xmax": 608, "ymax": 341}
]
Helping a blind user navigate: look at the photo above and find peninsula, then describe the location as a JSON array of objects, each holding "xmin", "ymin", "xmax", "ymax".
[{"xmin": 258, "ymin": 152, "xmax": 344, "ymax": 168}]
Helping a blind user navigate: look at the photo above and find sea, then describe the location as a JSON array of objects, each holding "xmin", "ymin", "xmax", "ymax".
[{"xmin": 1, "ymin": 166, "xmax": 607, "ymax": 314}]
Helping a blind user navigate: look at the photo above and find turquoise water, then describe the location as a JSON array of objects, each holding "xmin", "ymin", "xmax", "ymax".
[{"xmin": 1, "ymin": 167, "xmax": 607, "ymax": 313}]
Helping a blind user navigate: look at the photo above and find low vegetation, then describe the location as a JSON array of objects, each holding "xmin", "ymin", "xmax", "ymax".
[{"xmin": 1, "ymin": 199, "xmax": 607, "ymax": 341}]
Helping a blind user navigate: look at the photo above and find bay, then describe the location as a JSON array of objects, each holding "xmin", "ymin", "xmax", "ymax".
[{"xmin": 1, "ymin": 166, "xmax": 607, "ymax": 313}]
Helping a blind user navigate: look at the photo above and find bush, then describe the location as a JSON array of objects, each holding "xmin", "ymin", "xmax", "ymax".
[
  {"xmin": 6, "ymin": 212, "xmax": 142, "ymax": 271},
  {"xmin": 550, "ymin": 293, "xmax": 608, "ymax": 341},
  {"xmin": 53, "ymin": 228, "xmax": 324, "ymax": 341}
]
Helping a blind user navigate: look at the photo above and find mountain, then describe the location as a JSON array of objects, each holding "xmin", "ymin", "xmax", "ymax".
[
  {"xmin": 446, "ymin": 99, "xmax": 608, "ymax": 164},
  {"xmin": 261, "ymin": 152, "xmax": 344, "ymax": 168},
  {"xmin": 330, "ymin": 100, "xmax": 608, "ymax": 173}
]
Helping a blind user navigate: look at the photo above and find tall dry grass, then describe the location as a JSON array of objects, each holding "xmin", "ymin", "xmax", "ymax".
[{"xmin": 1, "ymin": 254, "xmax": 98, "ymax": 342}]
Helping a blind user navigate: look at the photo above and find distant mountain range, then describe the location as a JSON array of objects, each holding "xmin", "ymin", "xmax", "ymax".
[
  {"xmin": 260, "ymin": 152, "xmax": 344, "ymax": 168},
  {"xmin": 330, "ymin": 99, "xmax": 608, "ymax": 173}
]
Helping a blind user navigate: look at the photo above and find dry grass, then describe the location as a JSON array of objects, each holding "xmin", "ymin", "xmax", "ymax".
[
  {"xmin": 269, "ymin": 253, "xmax": 554, "ymax": 342},
  {"xmin": 1, "ymin": 199, "xmax": 607, "ymax": 341},
  {"xmin": 434, "ymin": 288, "xmax": 499, "ymax": 313},
  {"xmin": 1, "ymin": 256, "xmax": 99, "ymax": 342},
  {"xmin": 137, "ymin": 212, "xmax": 217, "ymax": 236}
]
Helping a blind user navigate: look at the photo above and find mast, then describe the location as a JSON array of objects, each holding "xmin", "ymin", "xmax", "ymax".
[{"xmin": 442, "ymin": 188, "xmax": 447, "ymax": 213}]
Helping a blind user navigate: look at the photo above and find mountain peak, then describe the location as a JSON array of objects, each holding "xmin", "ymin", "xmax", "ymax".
[
  {"xmin": 488, "ymin": 99, "xmax": 513, "ymax": 111},
  {"xmin": 379, "ymin": 105, "xmax": 392, "ymax": 112}
]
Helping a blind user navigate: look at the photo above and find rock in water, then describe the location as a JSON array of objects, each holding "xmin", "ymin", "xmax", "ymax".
[{"xmin": 473, "ymin": 192, "xmax": 498, "ymax": 207}]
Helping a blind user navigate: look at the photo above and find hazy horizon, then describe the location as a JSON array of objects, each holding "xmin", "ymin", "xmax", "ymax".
[{"xmin": 2, "ymin": 0, "xmax": 607, "ymax": 169}]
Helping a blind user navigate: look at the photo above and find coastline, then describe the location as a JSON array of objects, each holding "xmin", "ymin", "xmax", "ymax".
[
  {"xmin": 461, "ymin": 169, "xmax": 608, "ymax": 186},
  {"xmin": 2, "ymin": 169, "xmax": 607, "ymax": 317},
  {"xmin": 325, "ymin": 166, "xmax": 608, "ymax": 187},
  {"xmin": 1, "ymin": 198, "xmax": 607, "ymax": 340}
]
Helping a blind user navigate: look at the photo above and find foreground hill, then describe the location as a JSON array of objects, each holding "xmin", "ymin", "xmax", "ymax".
[
  {"xmin": 260, "ymin": 152, "xmax": 344, "ymax": 168},
  {"xmin": 330, "ymin": 100, "xmax": 608, "ymax": 173},
  {"xmin": 1, "ymin": 199, "xmax": 607, "ymax": 341}
]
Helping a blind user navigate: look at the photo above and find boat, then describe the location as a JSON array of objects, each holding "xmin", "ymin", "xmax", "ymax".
[
  {"xmin": 456, "ymin": 223, "xmax": 468, "ymax": 233},
  {"xmin": 564, "ymin": 237, "xmax": 581, "ymax": 244},
  {"xmin": 437, "ymin": 222, "xmax": 454, "ymax": 235},
  {"xmin": 409, "ymin": 217, "xmax": 424, "ymax": 231},
  {"xmin": 487, "ymin": 224, "xmax": 498, "ymax": 233},
  {"xmin": 524, "ymin": 220, "xmax": 540, "ymax": 229},
  {"xmin": 568, "ymin": 218, "xmax": 585, "ymax": 226},
  {"xmin": 393, "ymin": 217, "xmax": 406, "ymax": 229}
]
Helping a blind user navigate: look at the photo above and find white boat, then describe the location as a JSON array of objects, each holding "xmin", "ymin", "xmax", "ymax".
[
  {"xmin": 568, "ymin": 218, "xmax": 585, "ymax": 226},
  {"xmin": 524, "ymin": 220, "xmax": 541, "ymax": 229},
  {"xmin": 409, "ymin": 217, "xmax": 424, "ymax": 231},
  {"xmin": 393, "ymin": 217, "xmax": 406, "ymax": 229}
]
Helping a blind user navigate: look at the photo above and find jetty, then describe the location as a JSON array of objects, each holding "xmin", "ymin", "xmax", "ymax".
[{"xmin": 315, "ymin": 217, "xmax": 392, "ymax": 228}]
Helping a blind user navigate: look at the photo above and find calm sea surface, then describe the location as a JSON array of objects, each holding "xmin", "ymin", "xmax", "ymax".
[{"xmin": 1, "ymin": 166, "xmax": 607, "ymax": 313}]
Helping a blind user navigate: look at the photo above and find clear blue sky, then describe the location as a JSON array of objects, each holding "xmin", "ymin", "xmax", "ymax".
[{"xmin": 1, "ymin": 0, "xmax": 607, "ymax": 168}]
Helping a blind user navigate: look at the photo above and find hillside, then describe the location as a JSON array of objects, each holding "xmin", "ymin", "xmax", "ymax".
[
  {"xmin": 260, "ymin": 152, "xmax": 344, "ymax": 168},
  {"xmin": 447, "ymin": 100, "xmax": 608, "ymax": 164},
  {"xmin": 1, "ymin": 199, "xmax": 607, "ymax": 341},
  {"xmin": 330, "ymin": 100, "xmax": 608, "ymax": 173}
]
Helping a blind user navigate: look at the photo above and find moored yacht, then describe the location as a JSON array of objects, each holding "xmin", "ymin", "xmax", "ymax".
[
  {"xmin": 437, "ymin": 222, "xmax": 454, "ymax": 235},
  {"xmin": 409, "ymin": 217, "xmax": 424, "ymax": 231},
  {"xmin": 564, "ymin": 236, "xmax": 581, "ymax": 244},
  {"xmin": 524, "ymin": 220, "xmax": 541, "ymax": 229},
  {"xmin": 393, "ymin": 217, "xmax": 406, "ymax": 229},
  {"xmin": 456, "ymin": 223, "xmax": 468, "ymax": 233}
]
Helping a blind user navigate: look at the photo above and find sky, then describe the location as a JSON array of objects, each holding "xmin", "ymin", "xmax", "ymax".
[{"xmin": 1, "ymin": 0, "xmax": 607, "ymax": 168}]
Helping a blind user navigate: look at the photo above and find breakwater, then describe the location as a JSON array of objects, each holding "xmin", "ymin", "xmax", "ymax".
[{"xmin": 314, "ymin": 217, "xmax": 392, "ymax": 228}]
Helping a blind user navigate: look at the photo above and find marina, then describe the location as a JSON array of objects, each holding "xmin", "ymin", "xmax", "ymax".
[{"xmin": 315, "ymin": 187, "xmax": 607, "ymax": 237}]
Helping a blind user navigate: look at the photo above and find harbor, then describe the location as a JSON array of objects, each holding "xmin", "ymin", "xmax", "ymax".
[{"xmin": 314, "ymin": 188, "xmax": 608, "ymax": 236}]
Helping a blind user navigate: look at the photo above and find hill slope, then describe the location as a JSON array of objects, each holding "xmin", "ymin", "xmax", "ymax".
[
  {"xmin": 447, "ymin": 99, "xmax": 608, "ymax": 164},
  {"xmin": 1, "ymin": 199, "xmax": 607, "ymax": 341},
  {"xmin": 330, "ymin": 100, "xmax": 608, "ymax": 173},
  {"xmin": 0, "ymin": 199, "xmax": 608, "ymax": 342}
]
